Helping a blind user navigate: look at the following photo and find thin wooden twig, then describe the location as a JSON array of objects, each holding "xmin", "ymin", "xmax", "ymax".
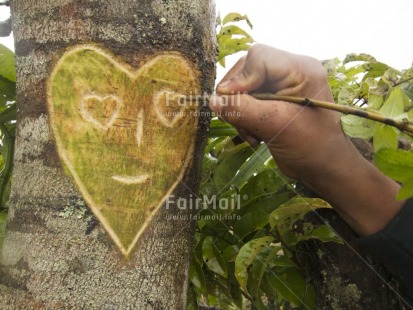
[
  {"xmin": 186, "ymin": 93, "xmax": 413, "ymax": 136},
  {"xmin": 249, "ymin": 93, "xmax": 413, "ymax": 136}
]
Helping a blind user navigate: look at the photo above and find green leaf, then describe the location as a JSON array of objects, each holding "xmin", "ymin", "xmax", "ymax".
[
  {"xmin": 231, "ymin": 143, "xmax": 273, "ymax": 189},
  {"xmin": 344, "ymin": 65, "xmax": 366, "ymax": 79},
  {"xmin": 362, "ymin": 62, "xmax": 390, "ymax": 81},
  {"xmin": 193, "ymin": 235, "xmax": 205, "ymax": 265},
  {"xmin": 397, "ymin": 179, "xmax": 413, "ymax": 200},
  {"xmin": 379, "ymin": 87, "xmax": 405, "ymax": 118},
  {"xmin": 280, "ymin": 223, "xmax": 341, "ymax": 247},
  {"xmin": 209, "ymin": 119, "xmax": 238, "ymax": 137},
  {"xmin": 269, "ymin": 198, "xmax": 336, "ymax": 246},
  {"xmin": 222, "ymin": 13, "xmax": 252, "ymax": 28},
  {"xmin": 375, "ymin": 148, "xmax": 413, "ymax": 181},
  {"xmin": 373, "ymin": 125, "xmax": 398, "ymax": 152},
  {"xmin": 341, "ymin": 115, "xmax": 378, "ymax": 139},
  {"xmin": 264, "ymin": 268, "xmax": 315, "ymax": 309},
  {"xmin": 239, "ymin": 192, "xmax": 294, "ymax": 217},
  {"xmin": 218, "ymin": 37, "xmax": 253, "ymax": 63},
  {"xmin": 213, "ymin": 143, "xmax": 254, "ymax": 190},
  {"xmin": 233, "ymin": 212, "xmax": 269, "ymax": 240},
  {"xmin": 300, "ymin": 224, "xmax": 342, "ymax": 244},
  {"xmin": 344, "ymin": 53, "xmax": 377, "ymax": 64},
  {"xmin": 0, "ymin": 155, "xmax": 4, "ymax": 172},
  {"xmin": 248, "ymin": 245, "xmax": 287, "ymax": 300},
  {"xmin": 0, "ymin": 209, "xmax": 7, "ymax": 248},
  {"xmin": 0, "ymin": 123, "xmax": 14, "ymax": 209},
  {"xmin": 375, "ymin": 148, "xmax": 413, "ymax": 199},
  {"xmin": 0, "ymin": 44, "xmax": 16, "ymax": 82},
  {"xmin": 222, "ymin": 245, "xmax": 239, "ymax": 263},
  {"xmin": 401, "ymin": 82, "xmax": 413, "ymax": 101},
  {"xmin": 409, "ymin": 107, "xmax": 413, "ymax": 121},
  {"xmin": 1, "ymin": 175, "xmax": 11, "ymax": 208},
  {"xmin": 202, "ymin": 236, "xmax": 228, "ymax": 278},
  {"xmin": 186, "ymin": 286, "xmax": 198, "ymax": 310},
  {"xmin": 381, "ymin": 68, "xmax": 402, "ymax": 86},
  {"xmin": 205, "ymin": 137, "xmax": 226, "ymax": 154},
  {"xmin": 239, "ymin": 169, "xmax": 285, "ymax": 206},
  {"xmin": 368, "ymin": 93, "xmax": 384, "ymax": 110},
  {"xmin": 269, "ymin": 255, "xmax": 297, "ymax": 269},
  {"xmin": 217, "ymin": 139, "xmax": 246, "ymax": 161},
  {"xmin": 234, "ymin": 236, "xmax": 274, "ymax": 293},
  {"xmin": 338, "ymin": 85, "xmax": 359, "ymax": 105},
  {"xmin": 323, "ymin": 58, "xmax": 338, "ymax": 77},
  {"xmin": 0, "ymin": 76, "xmax": 16, "ymax": 108},
  {"xmin": 219, "ymin": 25, "xmax": 252, "ymax": 38},
  {"xmin": 269, "ymin": 198, "xmax": 332, "ymax": 229},
  {"xmin": 189, "ymin": 260, "xmax": 207, "ymax": 292},
  {"xmin": 0, "ymin": 103, "xmax": 17, "ymax": 123},
  {"xmin": 216, "ymin": 13, "xmax": 222, "ymax": 26}
]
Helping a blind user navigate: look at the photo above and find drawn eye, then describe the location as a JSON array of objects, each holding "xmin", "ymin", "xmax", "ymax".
[
  {"xmin": 153, "ymin": 90, "xmax": 189, "ymax": 128},
  {"xmin": 79, "ymin": 94, "xmax": 122, "ymax": 130}
]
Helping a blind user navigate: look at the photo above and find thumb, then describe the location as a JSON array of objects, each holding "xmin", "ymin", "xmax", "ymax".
[
  {"xmin": 217, "ymin": 47, "xmax": 266, "ymax": 95},
  {"xmin": 217, "ymin": 69, "xmax": 264, "ymax": 95}
]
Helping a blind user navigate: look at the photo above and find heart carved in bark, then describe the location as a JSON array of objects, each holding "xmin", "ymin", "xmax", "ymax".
[{"xmin": 48, "ymin": 45, "xmax": 200, "ymax": 256}]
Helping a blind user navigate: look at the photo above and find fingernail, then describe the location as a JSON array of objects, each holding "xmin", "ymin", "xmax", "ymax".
[
  {"xmin": 219, "ymin": 80, "xmax": 231, "ymax": 88},
  {"xmin": 217, "ymin": 80, "xmax": 232, "ymax": 93},
  {"xmin": 209, "ymin": 95, "xmax": 224, "ymax": 112}
]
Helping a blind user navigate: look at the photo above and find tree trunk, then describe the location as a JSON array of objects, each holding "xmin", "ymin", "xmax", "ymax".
[
  {"xmin": 0, "ymin": 0, "xmax": 216, "ymax": 309},
  {"xmin": 296, "ymin": 210, "xmax": 406, "ymax": 310}
]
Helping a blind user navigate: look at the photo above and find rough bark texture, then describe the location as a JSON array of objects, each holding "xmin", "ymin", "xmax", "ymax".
[
  {"xmin": 0, "ymin": 0, "xmax": 216, "ymax": 309},
  {"xmin": 295, "ymin": 139, "xmax": 407, "ymax": 310}
]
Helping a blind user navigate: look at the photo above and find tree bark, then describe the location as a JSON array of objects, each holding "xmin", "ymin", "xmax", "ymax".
[
  {"xmin": 296, "ymin": 210, "xmax": 406, "ymax": 310},
  {"xmin": 0, "ymin": 0, "xmax": 216, "ymax": 309}
]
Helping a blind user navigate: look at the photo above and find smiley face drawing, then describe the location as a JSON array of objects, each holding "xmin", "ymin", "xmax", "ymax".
[{"xmin": 48, "ymin": 45, "xmax": 201, "ymax": 256}]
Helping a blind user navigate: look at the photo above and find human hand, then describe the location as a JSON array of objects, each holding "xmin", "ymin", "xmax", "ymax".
[
  {"xmin": 209, "ymin": 44, "xmax": 404, "ymax": 236},
  {"xmin": 209, "ymin": 44, "xmax": 349, "ymax": 181}
]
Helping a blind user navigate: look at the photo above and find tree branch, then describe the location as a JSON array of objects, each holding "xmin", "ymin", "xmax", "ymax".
[
  {"xmin": 393, "ymin": 76, "xmax": 413, "ymax": 88},
  {"xmin": 190, "ymin": 94, "xmax": 413, "ymax": 136},
  {"xmin": 249, "ymin": 94, "xmax": 413, "ymax": 136}
]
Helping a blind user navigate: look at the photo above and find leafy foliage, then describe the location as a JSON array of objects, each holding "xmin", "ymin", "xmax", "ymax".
[
  {"xmin": 216, "ymin": 12, "xmax": 254, "ymax": 67},
  {"xmin": 0, "ymin": 43, "xmax": 15, "ymax": 212},
  {"xmin": 375, "ymin": 148, "xmax": 413, "ymax": 200},
  {"xmin": 324, "ymin": 53, "xmax": 413, "ymax": 199},
  {"xmin": 188, "ymin": 21, "xmax": 413, "ymax": 310},
  {"xmin": 0, "ymin": 209, "xmax": 7, "ymax": 247},
  {"xmin": 325, "ymin": 54, "xmax": 413, "ymax": 148},
  {"xmin": 188, "ymin": 134, "xmax": 340, "ymax": 309}
]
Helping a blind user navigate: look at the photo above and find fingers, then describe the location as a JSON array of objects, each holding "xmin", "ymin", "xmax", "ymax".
[
  {"xmin": 217, "ymin": 44, "xmax": 268, "ymax": 95},
  {"xmin": 236, "ymin": 127, "xmax": 262, "ymax": 146},
  {"xmin": 209, "ymin": 94, "xmax": 267, "ymax": 146},
  {"xmin": 209, "ymin": 94, "xmax": 268, "ymax": 134}
]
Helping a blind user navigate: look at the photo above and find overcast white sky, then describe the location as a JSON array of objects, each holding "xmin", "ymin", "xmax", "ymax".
[
  {"xmin": 1, "ymin": 0, "xmax": 412, "ymax": 81},
  {"xmin": 215, "ymin": 0, "xmax": 413, "ymax": 82}
]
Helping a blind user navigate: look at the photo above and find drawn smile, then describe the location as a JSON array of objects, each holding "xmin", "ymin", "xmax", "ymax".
[{"xmin": 111, "ymin": 174, "xmax": 150, "ymax": 184}]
